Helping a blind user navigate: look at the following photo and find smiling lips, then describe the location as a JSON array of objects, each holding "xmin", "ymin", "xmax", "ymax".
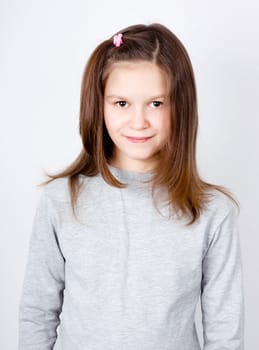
[{"xmin": 126, "ymin": 136, "xmax": 153, "ymax": 143}]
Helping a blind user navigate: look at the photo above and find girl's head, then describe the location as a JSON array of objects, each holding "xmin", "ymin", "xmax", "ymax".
[{"xmin": 80, "ymin": 23, "xmax": 198, "ymax": 176}]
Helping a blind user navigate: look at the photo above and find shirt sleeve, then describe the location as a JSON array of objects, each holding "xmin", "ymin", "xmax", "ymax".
[
  {"xmin": 200, "ymin": 204, "xmax": 245, "ymax": 350},
  {"xmin": 19, "ymin": 189, "xmax": 65, "ymax": 350}
]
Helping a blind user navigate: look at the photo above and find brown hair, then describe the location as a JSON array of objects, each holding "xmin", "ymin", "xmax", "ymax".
[{"xmin": 41, "ymin": 23, "xmax": 239, "ymax": 225}]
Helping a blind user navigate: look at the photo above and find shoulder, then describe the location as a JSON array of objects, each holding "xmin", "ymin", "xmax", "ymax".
[
  {"xmin": 39, "ymin": 174, "xmax": 96, "ymax": 204},
  {"xmin": 207, "ymin": 188, "xmax": 237, "ymax": 211},
  {"xmin": 200, "ymin": 188, "xmax": 239, "ymax": 225},
  {"xmin": 208, "ymin": 189, "xmax": 238, "ymax": 212},
  {"xmin": 39, "ymin": 177, "xmax": 71, "ymax": 204}
]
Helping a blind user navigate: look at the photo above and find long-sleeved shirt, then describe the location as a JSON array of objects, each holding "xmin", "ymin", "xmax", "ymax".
[{"xmin": 19, "ymin": 164, "xmax": 245, "ymax": 349}]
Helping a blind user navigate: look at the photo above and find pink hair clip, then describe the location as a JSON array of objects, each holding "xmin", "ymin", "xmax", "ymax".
[{"xmin": 113, "ymin": 33, "xmax": 124, "ymax": 47}]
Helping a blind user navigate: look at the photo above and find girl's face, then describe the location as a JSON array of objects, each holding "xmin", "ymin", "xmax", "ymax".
[{"xmin": 104, "ymin": 60, "xmax": 171, "ymax": 172}]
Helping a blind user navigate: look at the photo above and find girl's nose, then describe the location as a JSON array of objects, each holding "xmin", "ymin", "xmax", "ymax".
[{"xmin": 130, "ymin": 107, "xmax": 149, "ymax": 129}]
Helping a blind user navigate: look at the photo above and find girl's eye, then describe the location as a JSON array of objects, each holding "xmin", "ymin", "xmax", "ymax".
[
  {"xmin": 116, "ymin": 101, "xmax": 128, "ymax": 108},
  {"xmin": 151, "ymin": 101, "xmax": 163, "ymax": 108}
]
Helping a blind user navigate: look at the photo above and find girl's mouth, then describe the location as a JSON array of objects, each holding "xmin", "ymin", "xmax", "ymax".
[{"xmin": 126, "ymin": 136, "xmax": 153, "ymax": 143}]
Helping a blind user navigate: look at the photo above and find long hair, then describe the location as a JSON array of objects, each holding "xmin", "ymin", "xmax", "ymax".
[{"xmin": 41, "ymin": 23, "xmax": 239, "ymax": 225}]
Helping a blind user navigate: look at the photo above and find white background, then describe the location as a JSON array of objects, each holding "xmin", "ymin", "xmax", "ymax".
[{"xmin": 0, "ymin": 0, "xmax": 258, "ymax": 349}]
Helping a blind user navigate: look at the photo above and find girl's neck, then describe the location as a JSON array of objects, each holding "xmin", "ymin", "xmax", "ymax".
[
  {"xmin": 108, "ymin": 156, "xmax": 158, "ymax": 174},
  {"xmin": 107, "ymin": 163, "xmax": 154, "ymax": 183}
]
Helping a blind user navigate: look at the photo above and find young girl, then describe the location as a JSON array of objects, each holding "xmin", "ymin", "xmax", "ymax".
[{"xmin": 19, "ymin": 23, "xmax": 244, "ymax": 349}]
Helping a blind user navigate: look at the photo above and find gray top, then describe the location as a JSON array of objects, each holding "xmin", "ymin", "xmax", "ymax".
[{"xmin": 19, "ymin": 165, "xmax": 245, "ymax": 349}]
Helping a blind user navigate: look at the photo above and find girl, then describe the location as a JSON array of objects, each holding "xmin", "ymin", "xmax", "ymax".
[{"xmin": 19, "ymin": 23, "xmax": 244, "ymax": 349}]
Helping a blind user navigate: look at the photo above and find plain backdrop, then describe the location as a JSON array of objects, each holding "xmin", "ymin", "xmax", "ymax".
[{"xmin": 0, "ymin": 0, "xmax": 258, "ymax": 349}]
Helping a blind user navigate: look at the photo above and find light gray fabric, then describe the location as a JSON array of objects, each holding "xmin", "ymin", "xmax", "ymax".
[{"xmin": 19, "ymin": 165, "xmax": 244, "ymax": 349}]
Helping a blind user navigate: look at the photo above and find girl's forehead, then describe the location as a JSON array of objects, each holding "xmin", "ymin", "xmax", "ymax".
[{"xmin": 104, "ymin": 60, "xmax": 170, "ymax": 93}]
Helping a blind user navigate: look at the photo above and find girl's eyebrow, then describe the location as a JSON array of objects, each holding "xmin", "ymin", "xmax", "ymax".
[
  {"xmin": 149, "ymin": 94, "xmax": 168, "ymax": 100},
  {"xmin": 105, "ymin": 95, "xmax": 128, "ymax": 99},
  {"xmin": 105, "ymin": 94, "xmax": 168, "ymax": 99}
]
